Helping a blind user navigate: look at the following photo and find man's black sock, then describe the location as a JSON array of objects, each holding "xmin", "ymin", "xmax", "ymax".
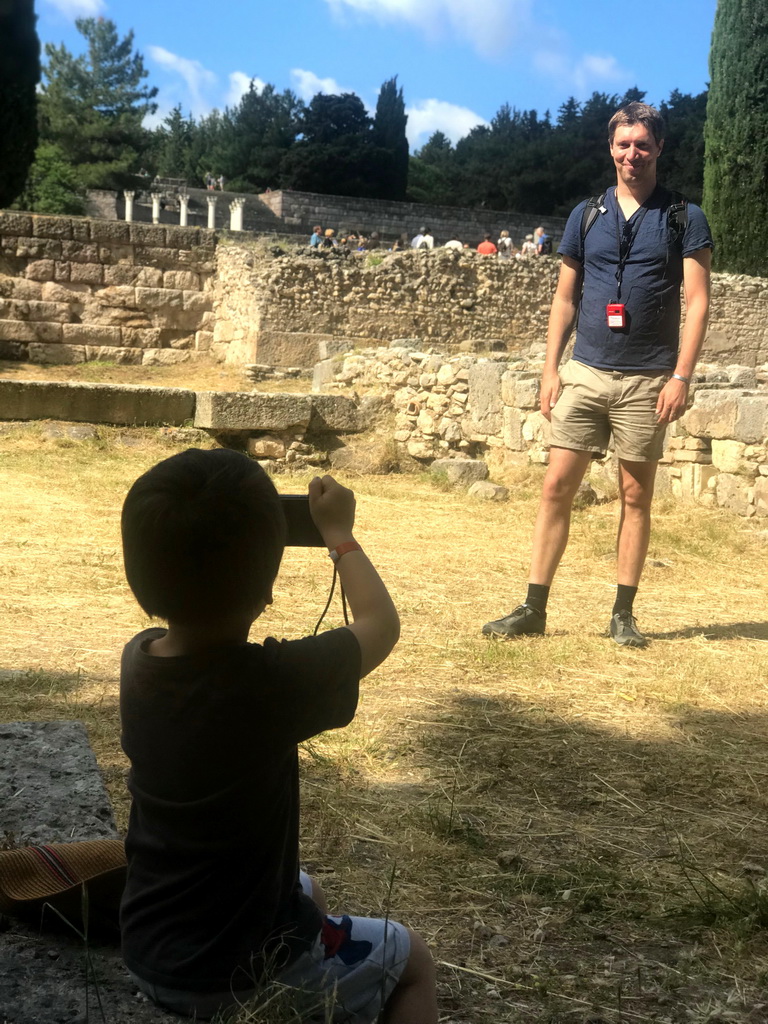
[
  {"xmin": 613, "ymin": 584, "xmax": 638, "ymax": 616},
  {"xmin": 525, "ymin": 584, "xmax": 550, "ymax": 615}
]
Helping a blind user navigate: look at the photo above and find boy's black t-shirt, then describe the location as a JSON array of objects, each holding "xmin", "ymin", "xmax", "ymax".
[{"xmin": 119, "ymin": 626, "xmax": 361, "ymax": 992}]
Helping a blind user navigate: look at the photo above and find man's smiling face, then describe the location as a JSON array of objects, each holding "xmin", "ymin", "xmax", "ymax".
[{"xmin": 610, "ymin": 123, "xmax": 664, "ymax": 188}]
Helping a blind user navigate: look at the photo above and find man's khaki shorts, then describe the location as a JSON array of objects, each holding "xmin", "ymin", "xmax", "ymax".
[{"xmin": 550, "ymin": 359, "xmax": 669, "ymax": 462}]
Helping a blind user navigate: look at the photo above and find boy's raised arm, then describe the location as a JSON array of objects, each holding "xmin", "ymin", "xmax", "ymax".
[{"xmin": 308, "ymin": 475, "xmax": 400, "ymax": 677}]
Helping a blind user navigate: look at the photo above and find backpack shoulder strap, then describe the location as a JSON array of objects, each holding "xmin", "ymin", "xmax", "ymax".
[
  {"xmin": 580, "ymin": 192, "xmax": 607, "ymax": 257},
  {"xmin": 665, "ymin": 189, "xmax": 689, "ymax": 244},
  {"xmin": 581, "ymin": 193, "xmax": 606, "ymax": 239}
]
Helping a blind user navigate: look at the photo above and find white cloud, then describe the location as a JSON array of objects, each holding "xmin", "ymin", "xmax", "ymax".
[
  {"xmin": 147, "ymin": 46, "xmax": 217, "ymax": 117},
  {"xmin": 574, "ymin": 54, "xmax": 626, "ymax": 92},
  {"xmin": 406, "ymin": 98, "xmax": 488, "ymax": 149},
  {"xmin": 290, "ymin": 68, "xmax": 348, "ymax": 102},
  {"xmin": 533, "ymin": 48, "xmax": 629, "ymax": 98},
  {"xmin": 44, "ymin": 0, "xmax": 105, "ymax": 17},
  {"xmin": 325, "ymin": 0, "xmax": 530, "ymax": 58},
  {"xmin": 226, "ymin": 72, "xmax": 266, "ymax": 107}
]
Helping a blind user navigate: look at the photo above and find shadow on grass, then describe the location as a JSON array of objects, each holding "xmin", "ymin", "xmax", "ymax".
[{"xmin": 648, "ymin": 620, "xmax": 768, "ymax": 641}]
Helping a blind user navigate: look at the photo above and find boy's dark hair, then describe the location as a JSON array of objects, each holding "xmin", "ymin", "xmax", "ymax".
[{"xmin": 122, "ymin": 448, "xmax": 286, "ymax": 624}]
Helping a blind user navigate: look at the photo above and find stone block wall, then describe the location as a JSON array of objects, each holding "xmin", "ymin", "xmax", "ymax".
[
  {"xmin": 258, "ymin": 189, "xmax": 567, "ymax": 248},
  {"xmin": 314, "ymin": 345, "xmax": 768, "ymax": 517},
  {"xmin": 0, "ymin": 212, "xmax": 216, "ymax": 366},
  {"xmin": 213, "ymin": 243, "xmax": 562, "ymax": 366}
]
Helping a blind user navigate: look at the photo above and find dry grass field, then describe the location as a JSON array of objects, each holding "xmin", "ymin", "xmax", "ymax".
[{"xmin": 1, "ymin": 395, "xmax": 767, "ymax": 1022}]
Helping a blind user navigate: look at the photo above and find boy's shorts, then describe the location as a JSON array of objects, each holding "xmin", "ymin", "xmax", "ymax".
[
  {"xmin": 550, "ymin": 359, "xmax": 669, "ymax": 462},
  {"xmin": 128, "ymin": 872, "xmax": 411, "ymax": 1023}
]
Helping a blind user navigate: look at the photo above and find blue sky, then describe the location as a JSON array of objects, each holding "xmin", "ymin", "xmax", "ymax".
[{"xmin": 36, "ymin": 0, "xmax": 718, "ymax": 150}]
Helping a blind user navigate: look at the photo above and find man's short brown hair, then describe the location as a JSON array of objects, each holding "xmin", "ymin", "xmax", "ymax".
[{"xmin": 608, "ymin": 102, "xmax": 665, "ymax": 145}]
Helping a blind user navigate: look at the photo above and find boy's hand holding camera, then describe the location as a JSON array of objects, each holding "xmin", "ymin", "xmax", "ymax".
[{"xmin": 309, "ymin": 474, "xmax": 399, "ymax": 678}]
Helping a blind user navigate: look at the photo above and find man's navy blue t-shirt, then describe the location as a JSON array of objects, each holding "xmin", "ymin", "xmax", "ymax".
[{"xmin": 558, "ymin": 186, "xmax": 713, "ymax": 372}]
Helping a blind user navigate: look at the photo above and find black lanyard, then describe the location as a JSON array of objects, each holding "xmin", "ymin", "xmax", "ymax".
[{"xmin": 614, "ymin": 202, "xmax": 649, "ymax": 301}]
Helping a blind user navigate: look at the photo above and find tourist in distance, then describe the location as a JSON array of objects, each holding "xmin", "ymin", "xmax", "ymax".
[
  {"xmin": 477, "ymin": 233, "xmax": 498, "ymax": 255},
  {"xmin": 483, "ymin": 102, "xmax": 713, "ymax": 649},
  {"xmin": 536, "ymin": 228, "xmax": 553, "ymax": 255},
  {"xmin": 411, "ymin": 226, "xmax": 434, "ymax": 250},
  {"xmin": 309, "ymin": 225, "xmax": 323, "ymax": 247},
  {"xmin": 497, "ymin": 230, "xmax": 515, "ymax": 258},
  {"xmin": 444, "ymin": 235, "xmax": 463, "ymax": 251},
  {"xmin": 518, "ymin": 233, "xmax": 537, "ymax": 258}
]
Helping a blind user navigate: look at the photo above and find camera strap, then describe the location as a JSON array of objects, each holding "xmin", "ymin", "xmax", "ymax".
[{"xmin": 313, "ymin": 566, "xmax": 349, "ymax": 636}]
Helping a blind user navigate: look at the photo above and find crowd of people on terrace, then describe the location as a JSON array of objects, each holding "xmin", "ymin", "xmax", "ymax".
[{"xmin": 307, "ymin": 223, "xmax": 553, "ymax": 257}]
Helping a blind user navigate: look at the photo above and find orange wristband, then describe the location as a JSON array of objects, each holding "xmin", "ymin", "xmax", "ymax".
[{"xmin": 329, "ymin": 541, "xmax": 362, "ymax": 563}]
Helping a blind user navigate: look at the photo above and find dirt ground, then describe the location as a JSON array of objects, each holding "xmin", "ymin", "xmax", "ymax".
[{"xmin": 1, "ymin": 358, "xmax": 768, "ymax": 1023}]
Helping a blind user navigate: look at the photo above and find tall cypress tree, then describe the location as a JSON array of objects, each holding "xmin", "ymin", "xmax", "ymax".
[
  {"xmin": 703, "ymin": 0, "xmax": 768, "ymax": 275},
  {"xmin": 373, "ymin": 76, "xmax": 409, "ymax": 200},
  {"xmin": 0, "ymin": 0, "xmax": 40, "ymax": 209}
]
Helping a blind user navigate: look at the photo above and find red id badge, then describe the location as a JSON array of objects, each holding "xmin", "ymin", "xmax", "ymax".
[{"xmin": 606, "ymin": 303, "xmax": 626, "ymax": 328}]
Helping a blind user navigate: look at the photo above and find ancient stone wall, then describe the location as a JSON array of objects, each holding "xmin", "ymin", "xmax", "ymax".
[
  {"xmin": 314, "ymin": 345, "xmax": 768, "ymax": 518},
  {"xmin": 3, "ymin": 212, "xmax": 768, "ymax": 372},
  {"xmin": 258, "ymin": 189, "xmax": 568, "ymax": 248},
  {"xmin": 213, "ymin": 243, "xmax": 562, "ymax": 366},
  {"xmin": 0, "ymin": 212, "xmax": 215, "ymax": 366}
]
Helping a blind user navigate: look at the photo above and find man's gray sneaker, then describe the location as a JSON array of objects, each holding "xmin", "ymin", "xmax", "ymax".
[
  {"xmin": 482, "ymin": 604, "xmax": 546, "ymax": 638},
  {"xmin": 609, "ymin": 610, "xmax": 647, "ymax": 648}
]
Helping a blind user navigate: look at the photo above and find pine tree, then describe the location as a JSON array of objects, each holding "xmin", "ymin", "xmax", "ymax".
[
  {"xmin": 39, "ymin": 17, "xmax": 157, "ymax": 190},
  {"xmin": 211, "ymin": 83, "xmax": 301, "ymax": 191},
  {"xmin": 0, "ymin": 0, "xmax": 40, "ymax": 209},
  {"xmin": 703, "ymin": 0, "xmax": 768, "ymax": 275},
  {"xmin": 373, "ymin": 76, "xmax": 409, "ymax": 200}
]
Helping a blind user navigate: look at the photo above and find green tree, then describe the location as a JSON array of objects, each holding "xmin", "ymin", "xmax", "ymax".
[
  {"xmin": 407, "ymin": 131, "xmax": 455, "ymax": 204},
  {"xmin": 300, "ymin": 92, "xmax": 371, "ymax": 143},
  {"xmin": 283, "ymin": 93, "xmax": 386, "ymax": 197},
  {"xmin": 211, "ymin": 82, "xmax": 301, "ymax": 191},
  {"xmin": 373, "ymin": 75, "xmax": 409, "ymax": 200},
  {"xmin": 18, "ymin": 142, "xmax": 85, "ymax": 215},
  {"xmin": 0, "ymin": 0, "xmax": 40, "ymax": 209},
  {"xmin": 659, "ymin": 89, "xmax": 707, "ymax": 202},
  {"xmin": 151, "ymin": 106, "xmax": 198, "ymax": 181},
  {"xmin": 703, "ymin": 0, "xmax": 768, "ymax": 275},
  {"xmin": 40, "ymin": 17, "xmax": 157, "ymax": 190}
]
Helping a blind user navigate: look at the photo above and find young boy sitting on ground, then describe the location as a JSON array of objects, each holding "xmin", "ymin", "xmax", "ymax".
[{"xmin": 119, "ymin": 448, "xmax": 438, "ymax": 1023}]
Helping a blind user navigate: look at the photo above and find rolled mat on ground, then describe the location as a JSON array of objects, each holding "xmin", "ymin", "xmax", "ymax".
[{"xmin": 0, "ymin": 839, "xmax": 126, "ymax": 937}]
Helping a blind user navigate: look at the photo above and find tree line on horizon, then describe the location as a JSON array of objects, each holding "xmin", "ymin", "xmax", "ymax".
[{"xmin": 1, "ymin": 0, "xmax": 765, "ymax": 276}]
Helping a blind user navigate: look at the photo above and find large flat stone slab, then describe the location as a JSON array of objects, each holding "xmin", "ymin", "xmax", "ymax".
[
  {"xmin": 0, "ymin": 721, "xmax": 167, "ymax": 1023},
  {"xmin": 0, "ymin": 720, "xmax": 117, "ymax": 845},
  {"xmin": 195, "ymin": 390, "xmax": 314, "ymax": 430},
  {"xmin": 0, "ymin": 379, "xmax": 195, "ymax": 426}
]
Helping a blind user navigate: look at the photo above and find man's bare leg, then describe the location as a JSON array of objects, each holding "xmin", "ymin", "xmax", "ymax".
[
  {"xmin": 483, "ymin": 447, "xmax": 592, "ymax": 637},
  {"xmin": 610, "ymin": 459, "xmax": 658, "ymax": 646},
  {"xmin": 616, "ymin": 459, "xmax": 657, "ymax": 586},
  {"xmin": 529, "ymin": 446, "xmax": 594, "ymax": 585}
]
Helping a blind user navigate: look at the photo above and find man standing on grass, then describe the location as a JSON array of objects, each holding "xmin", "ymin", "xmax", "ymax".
[{"xmin": 483, "ymin": 102, "xmax": 713, "ymax": 648}]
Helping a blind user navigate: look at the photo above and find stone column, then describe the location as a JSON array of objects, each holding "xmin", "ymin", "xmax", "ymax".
[
  {"xmin": 123, "ymin": 190, "xmax": 135, "ymax": 222},
  {"xmin": 206, "ymin": 194, "xmax": 218, "ymax": 229},
  {"xmin": 151, "ymin": 192, "xmax": 163, "ymax": 224},
  {"xmin": 179, "ymin": 193, "xmax": 190, "ymax": 227},
  {"xmin": 229, "ymin": 197, "xmax": 246, "ymax": 231}
]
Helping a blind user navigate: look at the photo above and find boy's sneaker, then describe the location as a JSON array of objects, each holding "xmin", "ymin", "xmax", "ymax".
[
  {"xmin": 609, "ymin": 610, "xmax": 647, "ymax": 648},
  {"xmin": 482, "ymin": 604, "xmax": 546, "ymax": 638}
]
